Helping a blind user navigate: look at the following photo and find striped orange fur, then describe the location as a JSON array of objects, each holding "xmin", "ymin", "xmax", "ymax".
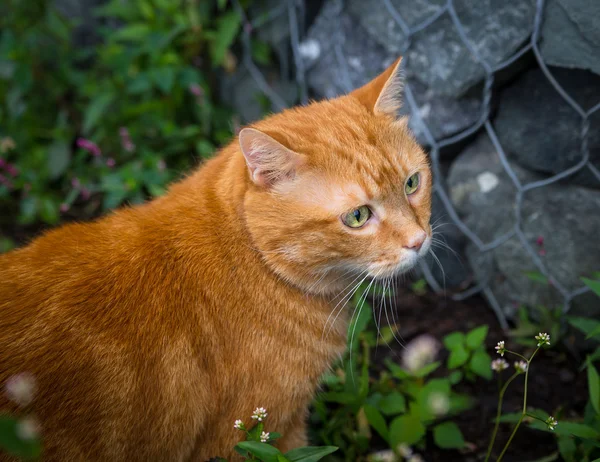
[{"xmin": 0, "ymin": 57, "xmax": 431, "ymax": 461}]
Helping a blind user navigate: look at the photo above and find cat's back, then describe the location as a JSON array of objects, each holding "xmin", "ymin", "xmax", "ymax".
[{"xmin": 0, "ymin": 201, "xmax": 213, "ymax": 461}]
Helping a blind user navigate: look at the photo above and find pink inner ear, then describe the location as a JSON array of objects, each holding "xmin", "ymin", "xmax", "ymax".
[{"xmin": 239, "ymin": 128, "xmax": 300, "ymax": 187}]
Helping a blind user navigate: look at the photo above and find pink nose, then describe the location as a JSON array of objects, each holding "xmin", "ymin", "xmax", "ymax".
[{"xmin": 404, "ymin": 231, "xmax": 426, "ymax": 252}]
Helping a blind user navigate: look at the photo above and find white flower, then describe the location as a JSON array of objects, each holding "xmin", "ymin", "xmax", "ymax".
[
  {"xmin": 514, "ymin": 361, "xmax": 528, "ymax": 373},
  {"xmin": 408, "ymin": 455, "xmax": 424, "ymax": 462},
  {"xmin": 16, "ymin": 417, "xmax": 40, "ymax": 441},
  {"xmin": 535, "ymin": 333, "xmax": 551, "ymax": 347},
  {"xmin": 252, "ymin": 407, "xmax": 268, "ymax": 422},
  {"xmin": 367, "ymin": 449, "xmax": 396, "ymax": 462},
  {"xmin": 402, "ymin": 335, "xmax": 440, "ymax": 372},
  {"xmin": 491, "ymin": 359, "xmax": 509, "ymax": 372},
  {"xmin": 260, "ymin": 431, "xmax": 270, "ymax": 443},
  {"xmin": 427, "ymin": 392, "xmax": 449, "ymax": 416},
  {"xmin": 5, "ymin": 373, "xmax": 36, "ymax": 407},
  {"xmin": 234, "ymin": 419, "xmax": 244, "ymax": 430},
  {"xmin": 397, "ymin": 444, "xmax": 413, "ymax": 457},
  {"xmin": 545, "ymin": 416, "xmax": 557, "ymax": 431},
  {"xmin": 495, "ymin": 341, "xmax": 506, "ymax": 356}
]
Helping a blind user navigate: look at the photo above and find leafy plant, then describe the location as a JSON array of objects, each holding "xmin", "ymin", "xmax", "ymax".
[
  {"xmin": 443, "ymin": 325, "xmax": 493, "ymax": 382},
  {"xmin": 0, "ymin": 0, "xmax": 250, "ymax": 228},
  {"xmin": 310, "ymin": 283, "xmax": 473, "ymax": 460}
]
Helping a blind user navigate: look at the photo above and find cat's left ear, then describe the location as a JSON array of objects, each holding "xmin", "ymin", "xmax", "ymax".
[
  {"xmin": 239, "ymin": 128, "xmax": 303, "ymax": 188},
  {"xmin": 351, "ymin": 57, "xmax": 403, "ymax": 117}
]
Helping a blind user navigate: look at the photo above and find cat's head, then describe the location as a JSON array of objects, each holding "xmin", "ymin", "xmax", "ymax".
[{"xmin": 238, "ymin": 57, "xmax": 432, "ymax": 294}]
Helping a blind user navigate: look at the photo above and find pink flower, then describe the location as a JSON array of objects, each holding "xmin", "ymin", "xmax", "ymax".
[
  {"xmin": 119, "ymin": 127, "xmax": 135, "ymax": 153},
  {"xmin": 0, "ymin": 158, "xmax": 5, "ymax": 168},
  {"xmin": 535, "ymin": 236, "xmax": 544, "ymax": 246},
  {"xmin": 5, "ymin": 164, "xmax": 18, "ymax": 177},
  {"xmin": 538, "ymin": 248, "xmax": 547, "ymax": 256},
  {"xmin": 76, "ymin": 138, "xmax": 101, "ymax": 157},
  {"xmin": 189, "ymin": 84, "xmax": 203, "ymax": 97},
  {"xmin": 106, "ymin": 158, "xmax": 116, "ymax": 168},
  {"xmin": 81, "ymin": 188, "xmax": 91, "ymax": 200},
  {"xmin": 59, "ymin": 203, "xmax": 70, "ymax": 213},
  {"xmin": 71, "ymin": 177, "xmax": 80, "ymax": 189},
  {"xmin": 157, "ymin": 159, "xmax": 166, "ymax": 171}
]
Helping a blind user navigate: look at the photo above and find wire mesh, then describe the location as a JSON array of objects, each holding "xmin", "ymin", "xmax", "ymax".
[{"xmin": 231, "ymin": 0, "xmax": 599, "ymax": 329}]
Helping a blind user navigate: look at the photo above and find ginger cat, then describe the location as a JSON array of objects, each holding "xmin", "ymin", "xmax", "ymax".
[{"xmin": 0, "ymin": 57, "xmax": 432, "ymax": 461}]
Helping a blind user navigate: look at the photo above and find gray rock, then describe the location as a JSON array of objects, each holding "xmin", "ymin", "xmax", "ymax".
[
  {"xmin": 448, "ymin": 134, "xmax": 600, "ymax": 318},
  {"xmin": 220, "ymin": 67, "xmax": 298, "ymax": 124},
  {"xmin": 349, "ymin": 0, "xmax": 536, "ymax": 97},
  {"xmin": 540, "ymin": 0, "xmax": 600, "ymax": 76},
  {"xmin": 305, "ymin": 0, "xmax": 481, "ymax": 145},
  {"xmin": 401, "ymin": 80, "xmax": 481, "ymax": 147},
  {"xmin": 495, "ymin": 67, "xmax": 600, "ymax": 188},
  {"xmin": 305, "ymin": 0, "xmax": 392, "ymax": 99}
]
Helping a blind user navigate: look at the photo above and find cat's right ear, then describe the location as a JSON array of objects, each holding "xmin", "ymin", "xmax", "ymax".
[
  {"xmin": 239, "ymin": 128, "xmax": 303, "ymax": 188},
  {"xmin": 351, "ymin": 57, "xmax": 403, "ymax": 117}
]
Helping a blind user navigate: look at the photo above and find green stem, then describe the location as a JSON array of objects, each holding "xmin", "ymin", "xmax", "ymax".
[
  {"xmin": 484, "ymin": 372, "xmax": 520, "ymax": 462},
  {"xmin": 496, "ymin": 347, "xmax": 540, "ymax": 462},
  {"xmin": 525, "ymin": 413, "xmax": 548, "ymax": 424}
]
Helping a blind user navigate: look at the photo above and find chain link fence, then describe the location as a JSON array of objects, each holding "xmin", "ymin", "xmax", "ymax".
[{"xmin": 231, "ymin": 0, "xmax": 599, "ymax": 329}]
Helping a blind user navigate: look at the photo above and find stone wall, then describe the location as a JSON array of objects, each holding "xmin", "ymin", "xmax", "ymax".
[{"xmin": 229, "ymin": 0, "xmax": 600, "ymax": 324}]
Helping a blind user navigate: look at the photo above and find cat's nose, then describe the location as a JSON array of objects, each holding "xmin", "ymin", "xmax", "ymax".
[{"xmin": 404, "ymin": 231, "xmax": 426, "ymax": 252}]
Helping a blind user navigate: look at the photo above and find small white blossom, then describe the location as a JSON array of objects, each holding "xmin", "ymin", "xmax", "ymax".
[
  {"xmin": 402, "ymin": 335, "xmax": 440, "ymax": 372},
  {"xmin": 491, "ymin": 358, "xmax": 509, "ymax": 372},
  {"xmin": 16, "ymin": 417, "xmax": 40, "ymax": 441},
  {"xmin": 408, "ymin": 455, "xmax": 424, "ymax": 462},
  {"xmin": 234, "ymin": 419, "xmax": 245, "ymax": 430},
  {"xmin": 535, "ymin": 333, "xmax": 551, "ymax": 347},
  {"xmin": 252, "ymin": 407, "xmax": 268, "ymax": 422},
  {"xmin": 545, "ymin": 416, "xmax": 557, "ymax": 431},
  {"xmin": 260, "ymin": 431, "xmax": 270, "ymax": 443},
  {"xmin": 397, "ymin": 444, "xmax": 413, "ymax": 457},
  {"xmin": 368, "ymin": 449, "xmax": 396, "ymax": 462},
  {"xmin": 514, "ymin": 361, "xmax": 528, "ymax": 373},
  {"xmin": 427, "ymin": 392, "xmax": 449, "ymax": 416},
  {"xmin": 5, "ymin": 373, "xmax": 36, "ymax": 407},
  {"xmin": 495, "ymin": 341, "xmax": 506, "ymax": 357}
]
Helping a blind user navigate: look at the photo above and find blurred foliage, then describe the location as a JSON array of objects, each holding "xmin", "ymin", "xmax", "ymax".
[{"xmin": 0, "ymin": 0, "xmax": 253, "ymax": 232}]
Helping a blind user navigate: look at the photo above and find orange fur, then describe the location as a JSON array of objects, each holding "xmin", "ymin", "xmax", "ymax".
[{"xmin": 0, "ymin": 57, "xmax": 431, "ymax": 461}]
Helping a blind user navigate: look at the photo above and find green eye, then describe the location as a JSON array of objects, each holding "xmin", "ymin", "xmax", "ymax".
[
  {"xmin": 342, "ymin": 205, "xmax": 371, "ymax": 228},
  {"xmin": 405, "ymin": 173, "xmax": 420, "ymax": 195}
]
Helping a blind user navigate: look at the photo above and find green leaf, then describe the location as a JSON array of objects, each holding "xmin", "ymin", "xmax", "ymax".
[
  {"xmin": 433, "ymin": 421, "xmax": 465, "ymax": 449},
  {"xmin": 363, "ymin": 404, "xmax": 389, "ymax": 442},
  {"xmin": 554, "ymin": 422, "xmax": 600, "ymax": 439},
  {"xmin": 465, "ymin": 325, "xmax": 489, "ymax": 350},
  {"xmin": 47, "ymin": 140, "xmax": 71, "ymax": 180},
  {"xmin": 588, "ymin": 359, "xmax": 600, "ymax": 415},
  {"xmin": 0, "ymin": 416, "xmax": 42, "ymax": 459},
  {"xmin": 210, "ymin": 11, "xmax": 241, "ymax": 66},
  {"xmin": 443, "ymin": 332, "xmax": 465, "ymax": 350},
  {"xmin": 235, "ymin": 441, "xmax": 283, "ymax": 462},
  {"xmin": 469, "ymin": 349, "xmax": 493, "ymax": 380},
  {"xmin": 83, "ymin": 92, "xmax": 114, "ymax": 134},
  {"xmin": 586, "ymin": 325, "xmax": 600, "ymax": 340},
  {"xmin": 448, "ymin": 370, "xmax": 463, "ymax": 385},
  {"xmin": 582, "ymin": 278, "xmax": 600, "ymax": 297},
  {"xmin": 412, "ymin": 361, "xmax": 441, "ymax": 378},
  {"xmin": 318, "ymin": 392, "xmax": 356, "ymax": 405},
  {"xmin": 277, "ymin": 456, "xmax": 291, "ymax": 462},
  {"xmin": 557, "ymin": 436, "xmax": 577, "ymax": 462},
  {"xmin": 40, "ymin": 197, "xmax": 59, "ymax": 224},
  {"xmin": 378, "ymin": 392, "xmax": 406, "ymax": 416},
  {"xmin": 112, "ymin": 24, "xmax": 151, "ymax": 42},
  {"xmin": 525, "ymin": 271, "xmax": 549, "ymax": 284},
  {"xmin": 447, "ymin": 344, "xmax": 469, "ymax": 369},
  {"xmin": 284, "ymin": 446, "xmax": 338, "ymax": 462},
  {"xmin": 389, "ymin": 413, "xmax": 425, "ymax": 447},
  {"xmin": 567, "ymin": 316, "xmax": 600, "ymax": 340},
  {"xmin": 151, "ymin": 67, "xmax": 176, "ymax": 94}
]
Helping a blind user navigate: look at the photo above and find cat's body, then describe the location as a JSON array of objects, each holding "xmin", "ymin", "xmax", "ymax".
[{"xmin": 0, "ymin": 58, "xmax": 432, "ymax": 460}]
